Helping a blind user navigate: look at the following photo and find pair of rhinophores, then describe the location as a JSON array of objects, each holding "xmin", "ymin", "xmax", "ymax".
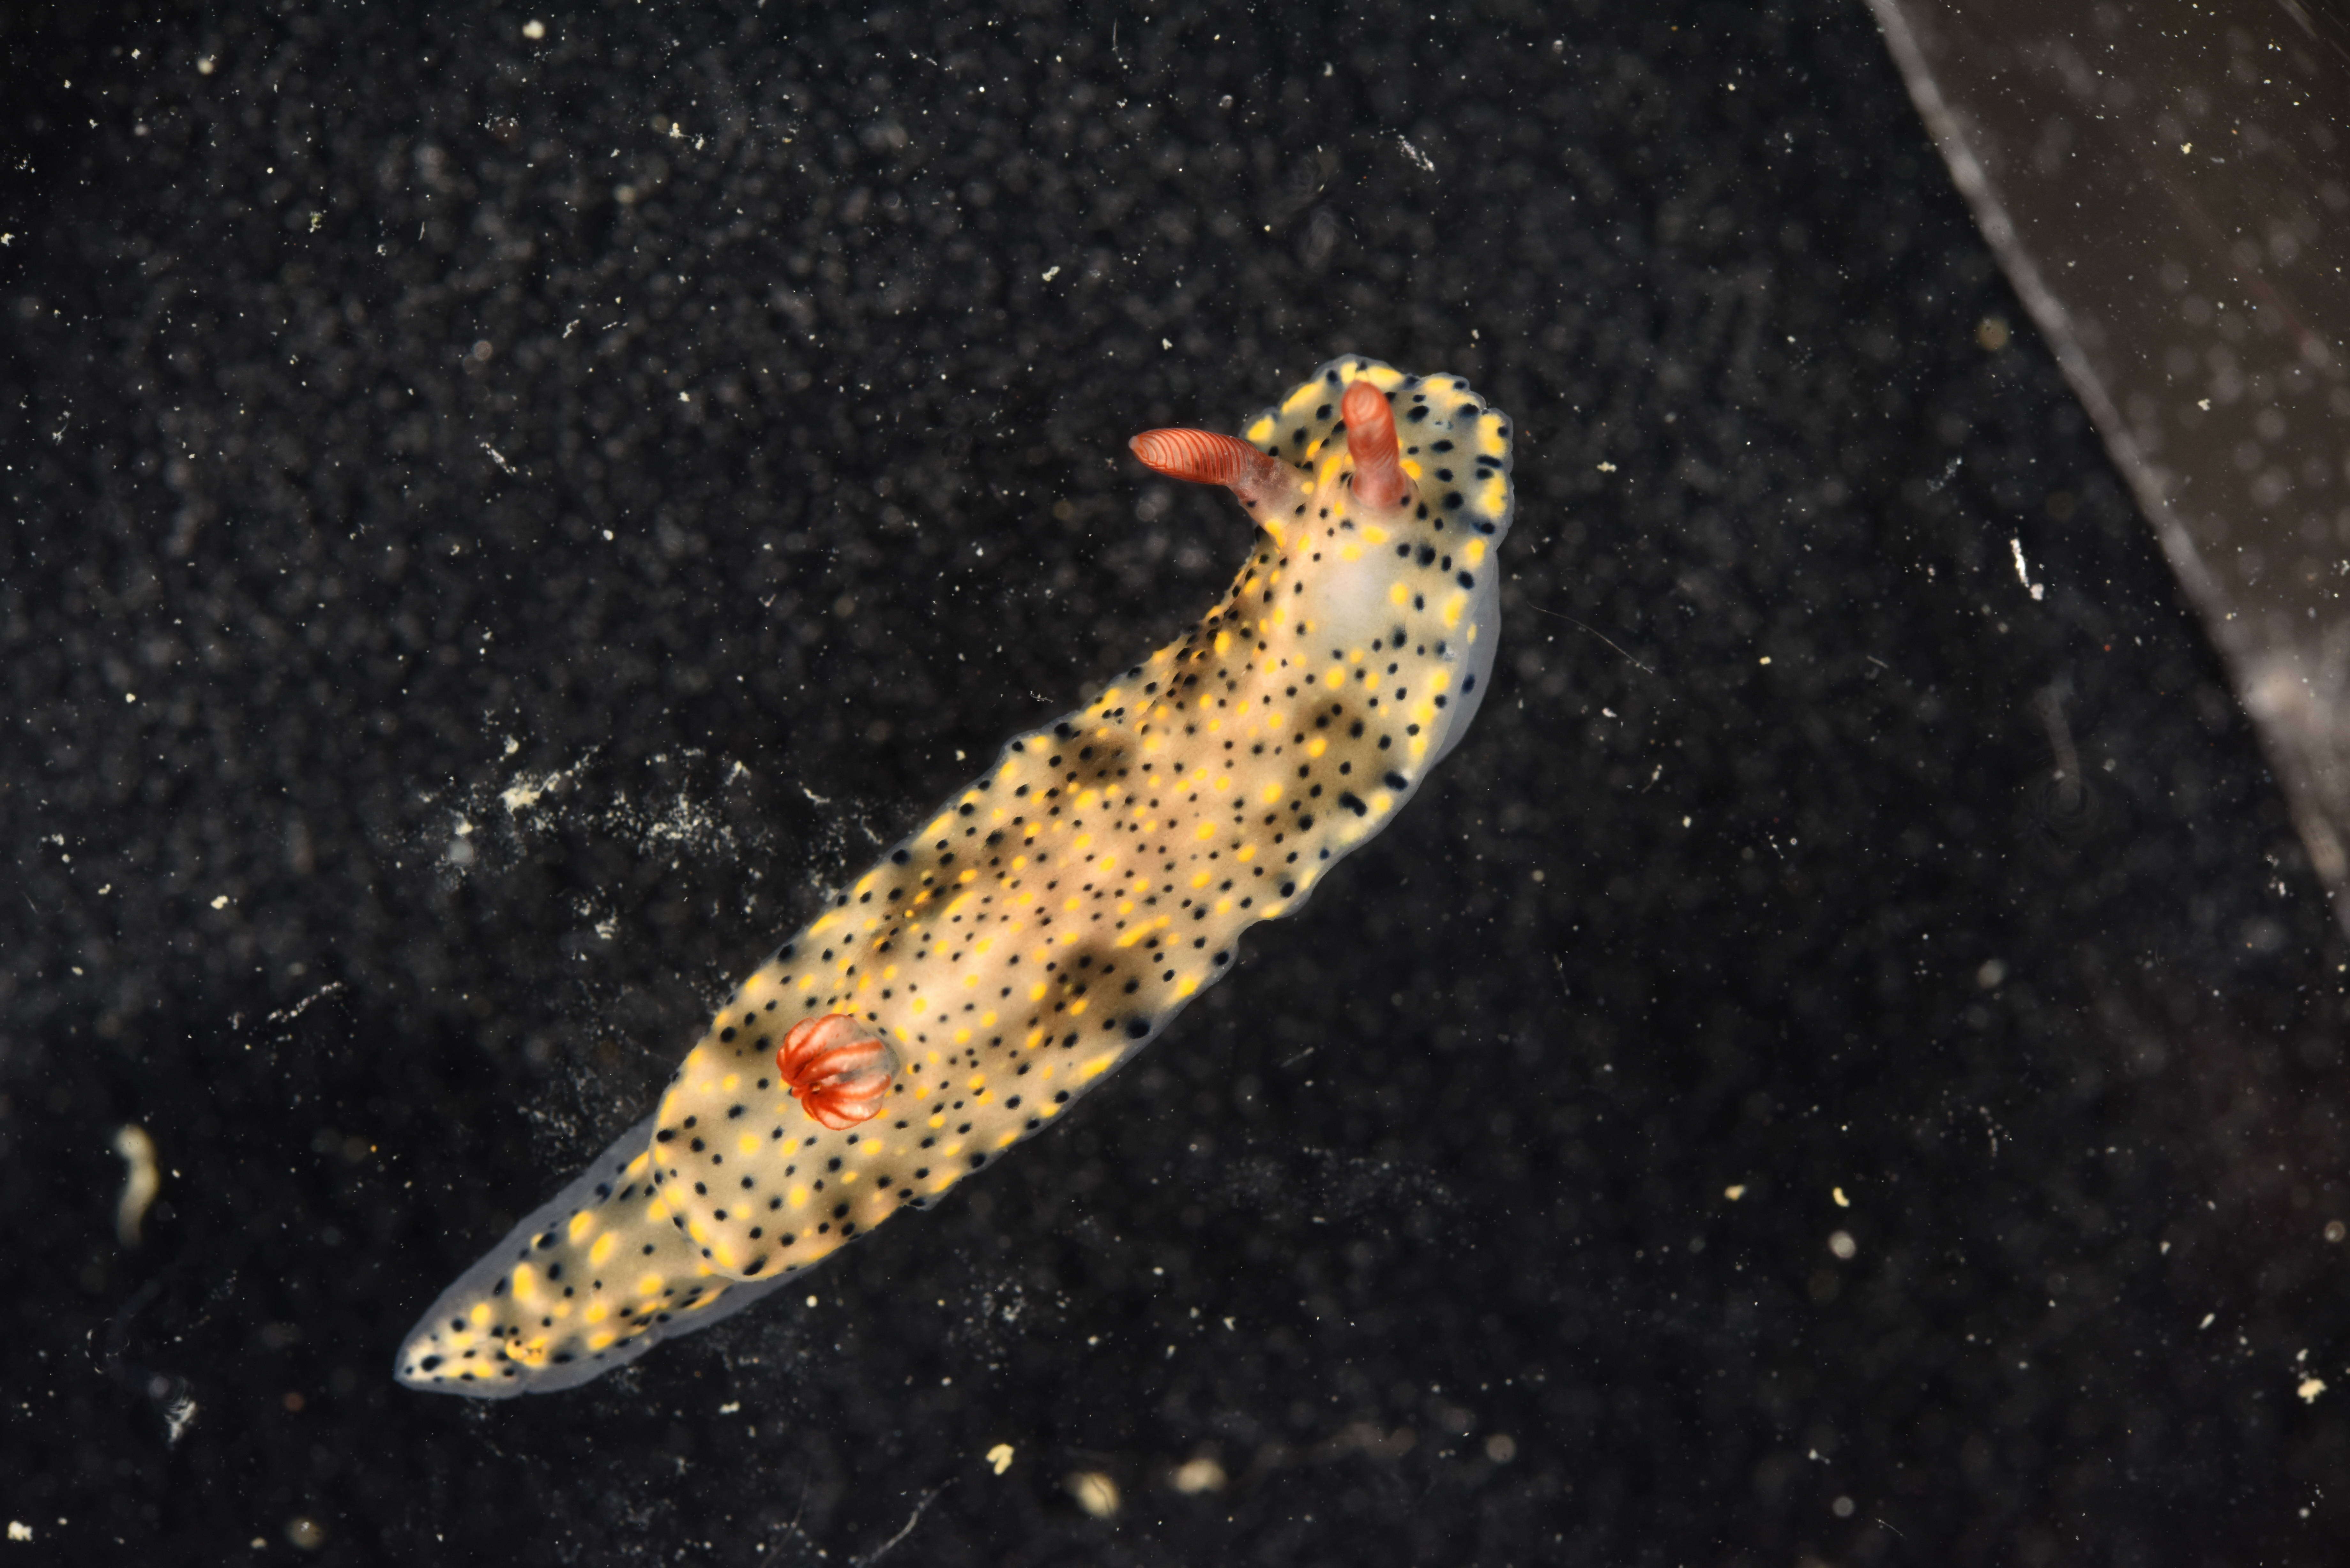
[{"xmin": 397, "ymin": 356, "xmax": 1517, "ymax": 1396}]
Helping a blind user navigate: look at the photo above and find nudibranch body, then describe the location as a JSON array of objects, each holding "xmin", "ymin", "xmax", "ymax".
[{"xmin": 397, "ymin": 356, "xmax": 1516, "ymax": 1396}]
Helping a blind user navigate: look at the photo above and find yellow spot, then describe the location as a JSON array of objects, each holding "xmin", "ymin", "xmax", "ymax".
[
  {"xmin": 587, "ymin": 1330, "xmax": 619, "ymax": 1352},
  {"xmin": 1246, "ymin": 416, "xmax": 1275, "ymax": 443},
  {"xmin": 1174, "ymin": 975, "xmax": 1200, "ymax": 999},
  {"xmin": 1214, "ymin": 630, "xmax": 1231, "ymax": 653},
  {"xmin": 1030, "ymin": 982, "xmax": 1049, "ymax": 1001},
  {"xmin": 721, "ymin": 1073, "xmax": 740, "ymax": 1092},
  {"xmin": 687, "ymin": 1219, "xmax": 710, "ymax": 1245},
  {"xmin": 739, "ymin": 1133, "xmax": 760, "ymax": 1155},
  {"xmin": 997, "ymin": 1129, "xmax": 1020, "ymax": 1148},
  {"xmin": 1237, "ymin": 844, "xmax": 1256, "ymax": 861},
  {"xmin": 590, "ymin": 1233, "xmax": 618, "ymax": 1267},
  {"xmin": 469, "ymin": 1302, "xmax": 493, "ymax": 1327},
  {"xmin": 1362, "ymin": 524, "xmax": 1390, "ymax": 544},
  {"xmin": 860, "ymin": 1137, "xmax": 884, "ymax": 1155},
  {"xmin": 585, "ymin": 1301, "xmax": 610, "ymax": 1325},
  {"xmin": 1389, "ymin": 581, "xmax": 1410, "ymax": 606},
  {"xmin": 1323, "ymin": 666, "xmax": 1345, "ymax": 688},
  {"xmin": 1192, "ymin": 870, "xmax": 1214, "ymax": 889},
  {"xmin": 637, "ymin": 1272, "xmax": 665, "ymax": 1297},
  {"xmin": 625, "ymin": 1151, "xmax": 649, "ymax": 1178},
  {"xmin": 1339, "ymin": 543, "xmax": 1362, "ymax": 562},
  {"xmin": 1463, "ymin": 537, "xmax": 1488, "ymax": 566},
  {"xmin": 1195, "ymin": 822, "xmax": 1216, "ymax": 840},
  {"xmin": 511, "ymin": 1263, "xmax": 540, "ymax": 1301},
  {"xmin": 790, "ymin": 1185, "xmax": 810, "ymax": 1209},
  {"xmin": 567, "ymin": 1209, "xmax": 597, "ymax": 1243},
  {"xmin": 1307, "ymin": 736, "xmax": 1328, "ymax": 758},
  {"xmin": 1078, "ymin": 1052, "xmax": 1120, "ymax": 1081},
  {"xmin": 1069, "ymin": 998, "xmax": 1089, "ymax": 1016},
  {"xmin": 1442, "ymin": 592, "xmax": 1467, "ymax": 629}
]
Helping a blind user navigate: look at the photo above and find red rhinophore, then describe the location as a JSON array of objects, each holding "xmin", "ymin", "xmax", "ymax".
[
  {"xmin": 1128, "ymin": 428, "xmax": 1293, "ymax": 509},
  {"xmin": 1341, "ymin": 381, "xmax": 1410, "ymax": 509},
  {"xmin": 777, "ymin": 1014, "xmax": 895, "ymax": 1130}
]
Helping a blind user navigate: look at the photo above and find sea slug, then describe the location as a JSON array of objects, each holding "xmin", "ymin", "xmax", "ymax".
[{"xmin": 397, "ymin": 355, "xmax": 1516, "ymax": 1395}]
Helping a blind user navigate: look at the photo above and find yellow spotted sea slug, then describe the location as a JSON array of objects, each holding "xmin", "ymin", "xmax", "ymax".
[{"xmin": 397, "ymin": 355, "xmax": 1517, "ymax": 1395}]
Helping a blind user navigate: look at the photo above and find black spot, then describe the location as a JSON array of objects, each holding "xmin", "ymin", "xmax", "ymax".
[
  {"xmin": 1384, "ymin": 771, "xmax": 1408, "ymax": 789},
  {"xmin": 1126, "ymin": 1019, "xmax": 1150, "ymax": 1040}
]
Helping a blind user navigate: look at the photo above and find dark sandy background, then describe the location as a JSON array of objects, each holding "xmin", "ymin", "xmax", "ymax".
[{"xmin": 6, "ymin": 2, "xmax": 2350, "ymax": 1564}]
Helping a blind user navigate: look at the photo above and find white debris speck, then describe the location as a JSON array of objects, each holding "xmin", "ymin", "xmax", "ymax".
[
  {"xmin": 2300, "ymin": 1377, "xmax": 2327, "ymax": 1404},
  {"xmin": 501, "ymin": 771, "xmax": 562, "ymax": 813},
  {"xmin": 1724, "ymin": 1183, "xmax": 1746, "ymax": 1200},
  {"xmin": 986, "ymin": 1443, "xmax": 1015, "ymax": 1475},
  {"xmin": 1172, "ymin": 1455, "xmax": 1226, "ymax": 1492},
  {"xmin": 7, "ymin": 1521, "xmax": 30, "ymax": 1542},
  {"xmin": 523, "ymin": 19, "xmax": 546, "ymax": 39},
  {"xmin": 1828, "ymin": 1230, "xmax": 1857, "ymax": 1259},
  {"xmin": 114, "ymin": 1126, "xmax": 160, "ymax": 1245},
  {"xmin": 1596, "ymin": 460, "xmax": 1617, "ymax": 472},
  {"xmin": 1832, "ymin": 1187, "xmax": 1850, "ymax": 1208},
  {"xmin": 1067, "ymin": 1471, "xmax": 1120, "ymax": 1518},
  {"xmin": 1396, "ymin": 134, "xmax": 1436, "ymax": 173},
  {"xmin": 210, "ymin": 895, "xmax": 229, "ymax": 909},
  {"xmin": 2010, "ymin": 537, "xmax": 2044, "ymax": 601},
  {"xmin": 1042, "ymin": 265, "xmax": 1061, "ymax": 281}
]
